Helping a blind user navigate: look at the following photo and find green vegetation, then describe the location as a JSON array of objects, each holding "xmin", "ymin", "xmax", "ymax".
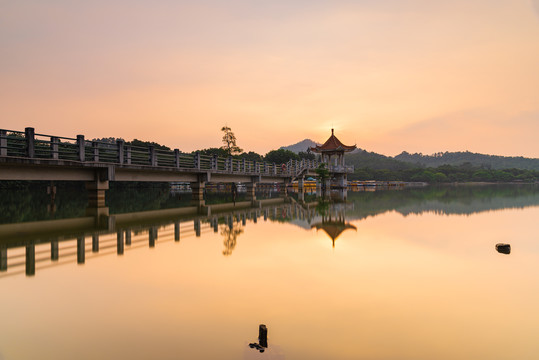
[
  {"xmin": 395, "ymin": 151, "xmax": 539, "ymax": 171},
  {"xmin": 348, "ymin": 163, "xmax": 539, "ymax": 183}
]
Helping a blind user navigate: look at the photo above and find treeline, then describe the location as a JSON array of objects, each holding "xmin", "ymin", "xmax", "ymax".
[
  {"xmin": 348, "ymin": 163, "xmax": 539, "ymax": 183},
  {"xmin": 196, "ymin": 148, "xmax": 315, "ymax": 164},
  {"xmin": 394, "ymin": 151, "xmax": 539, "ymax": 171}
]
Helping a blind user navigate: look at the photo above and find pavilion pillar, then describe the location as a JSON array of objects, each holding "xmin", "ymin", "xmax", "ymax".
[{"xmin": 297, "ymin": 176, "xmax": 304, "ymax": 192}]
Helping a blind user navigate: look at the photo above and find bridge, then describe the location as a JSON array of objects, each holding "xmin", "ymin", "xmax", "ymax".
[{"xmin": 0, "ymin": 128, "xmax": 353, "ymax": 207}]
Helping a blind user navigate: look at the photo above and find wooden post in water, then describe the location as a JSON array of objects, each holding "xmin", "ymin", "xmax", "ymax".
[
  {"xmin": 77, "ymin": 135, "xmax": 85, "ymax": 162},
  {"xmin": 259, "ymin": 324, "xmax": 268, "ymax": 348},
  {"xmin": 51, "ymin": 136, "xmax": 59, "ymax": 160},
  {"xmin": 25, "ymin": 127, "xmax": 35, "ymax": 158}
]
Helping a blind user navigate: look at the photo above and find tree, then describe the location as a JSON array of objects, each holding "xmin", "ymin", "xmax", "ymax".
[
  {"xmin": 221, "ymin": 126, "xmax": 242, "ymax": 155},
  {"xmin": 315, "ymin": 163, "xmax": 330, "ymax": 191},
  {"xmin": 265, "ymin": 149, "xmax": 299, "ymax": 164}
]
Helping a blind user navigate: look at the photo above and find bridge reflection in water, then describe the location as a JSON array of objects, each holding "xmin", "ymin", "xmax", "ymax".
[{"xmin": 0, "ymin": 192, "xmax": 351, "ymax": 278}]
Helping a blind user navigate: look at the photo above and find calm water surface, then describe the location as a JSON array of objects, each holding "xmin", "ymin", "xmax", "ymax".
[{"xmin": 0, "ymin": 184, "xmax": 538, "ymax": 360}]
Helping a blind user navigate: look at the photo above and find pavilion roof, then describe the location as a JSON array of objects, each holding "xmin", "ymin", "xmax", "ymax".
[
  {"xmin": 311, "ymin": 220, "xmax": 357, "ymax": 248},
  {"xmin": 310, "ymin": 129, "xmax": 356, "ymax": 153}
]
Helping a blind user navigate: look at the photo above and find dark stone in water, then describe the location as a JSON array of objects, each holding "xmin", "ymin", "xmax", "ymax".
[{"xmin": 496, "ymin": 243, "xmax": 511, "ymax": 254}]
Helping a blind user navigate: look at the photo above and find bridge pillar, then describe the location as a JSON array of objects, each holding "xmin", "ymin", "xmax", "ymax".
[
  {"xmin": 0, "ymin": 247, "xmax": 7, "ymax": 271},
  {"xmin": 336, "ymin": 174, "xmax": 347, "ymax": 188},
  {"xmin": 190, "ymin": 181, "xmax": 205, "ymax": 204},
  {"xmin": 298, "ymin": 176, "xmax": 304, "ymax": 192},
  {"xmin": 25, "ymin": 127, "xmax": 35, "ymax": 158},
  {"xmin": 117, "ymin": 231, "xmax": 124, "ymax": 255},
  {"xmin": 246, "ymin": 182, "xmax": 256, "ymax": 201},
  {"xmin": 0, "ymin": 130, "xmax": 7, "ymax": 156},
  {"xmin": 92, "ymin": 234, "xmax": 99, "ymax": 252},
  {"xmin": 149, "ymin": 226, "xmax": 158, "ymax": 248},
  {"xmin": 26, "ymin": 243, "xmax": 35, "ymax": 276},
  {"xmin": 86, "ymin": 179, "xmax": 109, "ymax": 208},
  {"xmin": 51, "ymin": 241, "xmax": 59, "ymax": 261},
  {"xmin": 194, "ymin": 219, "xmax": 201, "ymax": 237},
  {"xmin": 125, "ymin": 229, "xmax": 132, "ymax": 245},
  {"xmin": 77, "ymin": 236, "xmax": 85, "ymax": 264},
  {"xmin": 174, "ymin": 222, "xmax": 180, "ymax": 241}
]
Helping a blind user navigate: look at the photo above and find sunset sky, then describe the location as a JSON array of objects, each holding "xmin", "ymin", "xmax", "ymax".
[{"xmin": 1, "ymin": 0, "xmax": 538, "ymax": 157}]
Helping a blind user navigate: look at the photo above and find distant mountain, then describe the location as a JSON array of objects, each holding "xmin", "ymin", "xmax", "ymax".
[
  {"xmin": 280, "ymin": 139, "xmax": 320, "ymax": 154},
  {"xmin": 281, "ymin": 139, "xmax": 539, "ymax": 171},
  {"xmin": 395, "ymin": 151, "xmax": 539, "ymax": 171}
]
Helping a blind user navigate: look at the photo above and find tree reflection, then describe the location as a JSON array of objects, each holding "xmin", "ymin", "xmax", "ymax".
[{"xmin": 220, "ymin": 221, "xmax": 244, "ymax": 256}]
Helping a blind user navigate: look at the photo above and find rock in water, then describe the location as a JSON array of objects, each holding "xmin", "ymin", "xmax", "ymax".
[{"xmin": 496, "ymin": 243, "xmax": 511, "ymax": 254}]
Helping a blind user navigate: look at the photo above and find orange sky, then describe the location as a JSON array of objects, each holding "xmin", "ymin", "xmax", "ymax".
[{"xmin": 1, "ymin": 0, "xmax": 538, "ymax": 157}]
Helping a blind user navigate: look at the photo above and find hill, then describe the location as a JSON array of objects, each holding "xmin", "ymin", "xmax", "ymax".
[
  {"xmin": 280, "ymin": 139, "xmax": 319, "ymax": 154},
  {"xmin": 395, "ymin": 151, "xmax": 539, "ymax": 171}
]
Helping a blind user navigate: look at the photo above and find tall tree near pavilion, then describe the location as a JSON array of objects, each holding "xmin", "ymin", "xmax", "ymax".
[{"xmin": 221, "ymin": 126, "xmax": 243, "ymax": 156}]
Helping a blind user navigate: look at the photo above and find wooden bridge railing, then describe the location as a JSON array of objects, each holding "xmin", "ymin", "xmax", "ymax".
[{"xmin": 0, "ymin": 128, "xmax": 329, "ymax": 177}]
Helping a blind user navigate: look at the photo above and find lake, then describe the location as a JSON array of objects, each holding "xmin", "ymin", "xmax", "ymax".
[{"xmin": 0, "ymin": 184, "xmax": 538, "ymax": 360}]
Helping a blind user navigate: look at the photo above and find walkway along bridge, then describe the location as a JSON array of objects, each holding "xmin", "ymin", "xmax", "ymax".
[{"xmin": 0, "ymin": 128, "xmax": 353, "ymax": 206}]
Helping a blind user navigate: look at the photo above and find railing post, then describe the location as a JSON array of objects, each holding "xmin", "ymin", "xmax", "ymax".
[
  {"xmin": 194, "ymin": 152, "xmax": 200, "ymax": 169},
  {"xmin": 174, "ymin": 149, "xmax": 180, "ymax": 168},
  {"xmin": 25, "ymin": 127, "xmax": 35, "ymax": 158},
  {"xmin": 50, "ymin": 136, "xmax": 59, "ymax": 160},
  {"xmin": 126, "ymin": 145, "xmax": 131, "ymax": 164},
  {"xmin": 210, "ymin": 154, "xmax": 217, "ymax": 170},
  {"xmin": 92, "ymin": 141, "xmax": 99, "ymax": 162},
  {"xmin": 226, "ymin": 157, "xmax": 233, "ymax": 172},
  {"xmin": 273, "ymin": 163, "xmax": 277, "ymax": 175},
  {"xmin": 0, "ymin": 130, "xmax": 7, "ymax": 156},
  {"xmin": 242, "ymin": 159, "xmax": 246, "ymax": 173},
  {"xmin": 149, "ymin": 145, "xmax": 157, "ymax": 166},
  {"xmin": 77, "ymin": 135, "xmax": 85, "ymax": 162},
  {"xmin": 264, "ymin": 162, "xmax": 268, "ymax": 174},
  {"xmin": 117, "ymin": 139, "xmax": 124, "ymax": 164}
]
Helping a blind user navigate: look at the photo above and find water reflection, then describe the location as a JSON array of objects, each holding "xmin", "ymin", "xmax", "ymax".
[{"xmin": 0, "ymin": 184, "xmax": 538, "ymax": 359}]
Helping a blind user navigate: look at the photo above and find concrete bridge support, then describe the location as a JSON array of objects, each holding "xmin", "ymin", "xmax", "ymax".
[
  {"xmin": 26, "ymin": 243, "xmax": 35, "ymax": 276},
  {"xmin": 92, "ymin": 234, "xmax": 99, "ymax": 252},
  {"xmin": 174, "ymin": 222, "xmax": 180, "ymax": 241},
  {"xmin": 77, "ymin": 237, "xmax": 85, "ymax": 264},
  {"xmin": 1, "ymin": 247, "xmax": 7, "ymax": 272},
  {"xmin": 246, "ymin": 182, "xmax": 257, "ymax": 201},
  {"xmin": 51, "ymin": 241, "xmax": 59, "ymax": 261},
  {"xmin": 190, "ymin": 181, "xmax": 205, "ymax": 204},
  {"xmin": 149, "ymin": 227, "xmax": 158, "ymax": 248},
  {"xmin": 86, "ymin": 180, "xmax": 109, "ymax": 208},
  {"xmin": 117, "ymin": 231, "xmax": 124, "ymax": 255}
]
